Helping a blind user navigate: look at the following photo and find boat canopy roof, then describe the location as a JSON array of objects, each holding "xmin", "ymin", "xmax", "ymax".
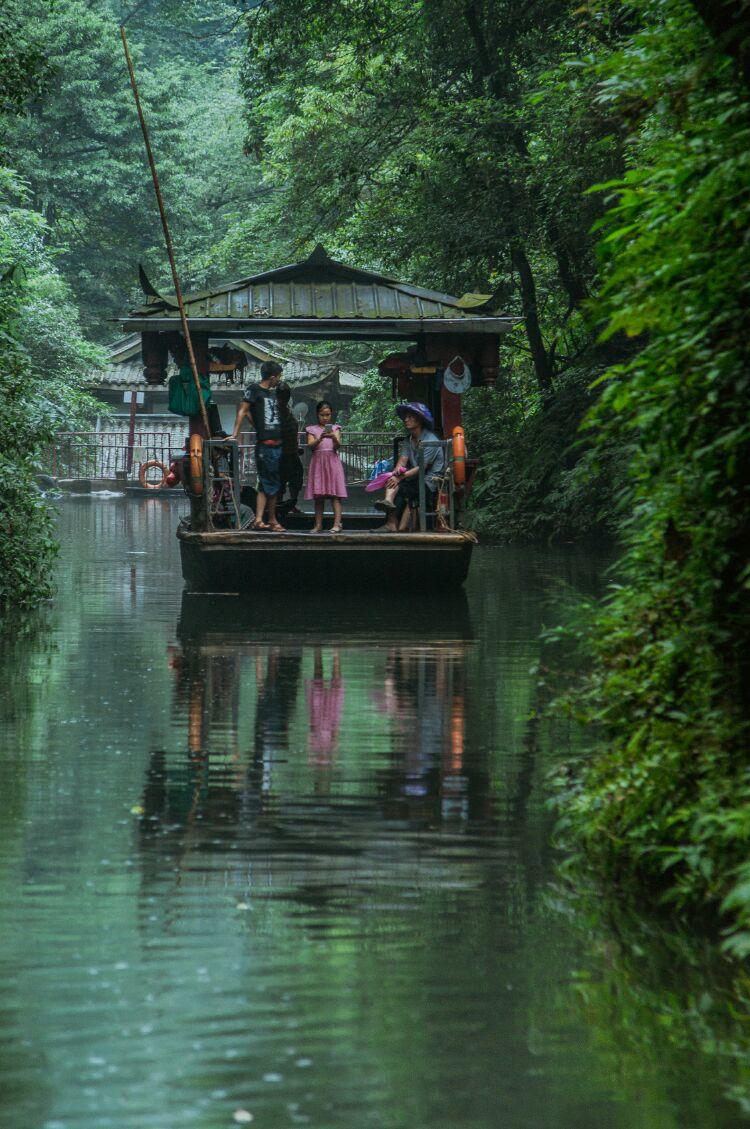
[{"xmin": 120, "ymin": 244, "xmax": 517, "ymax": 341}]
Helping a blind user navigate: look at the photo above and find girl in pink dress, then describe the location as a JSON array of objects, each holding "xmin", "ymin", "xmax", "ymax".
[{"xmin": 305, "ymin": 400, "xmax": 348, "ymax": 532}]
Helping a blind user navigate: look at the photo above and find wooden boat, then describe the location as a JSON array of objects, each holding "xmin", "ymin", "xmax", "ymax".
[
  {"xmin": 178, "ymin": 524, "xmax": 476, "ymax": 592},
  {"xmin": 171, "ymin": 428, "xmax": 476, "ymax": 591},
  {"xmin": 118, "ymin": 246, "xmax": 518, "ymax": 593}
]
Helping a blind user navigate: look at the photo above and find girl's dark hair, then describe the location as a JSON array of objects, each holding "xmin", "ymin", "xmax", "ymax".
[
  {"xmin": 316, "ymin": 400, "xmax": 333, "ymax": 416},
  {"xmin": 276, "ymin": 382, "xmax": 291, "ymax": 406}
]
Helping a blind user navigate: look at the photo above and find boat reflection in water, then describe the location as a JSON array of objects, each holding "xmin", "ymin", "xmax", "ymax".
[{"xmin": 137, "ymin": 591, "xmax": 488, "ymax": 906}]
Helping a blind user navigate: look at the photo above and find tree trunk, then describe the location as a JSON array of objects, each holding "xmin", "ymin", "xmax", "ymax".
[
  {"xmin": 511, "ymin": 245, "xmax": 554, "ymax": 395},
  {"xmin": 546, "ymin": 218, "xmax": 588, "ymax": 313}
]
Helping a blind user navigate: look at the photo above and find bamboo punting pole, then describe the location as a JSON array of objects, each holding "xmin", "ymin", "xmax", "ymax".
[{"xmin": 120, "ymin": 25, "xmax": 211, "ymax": 436}]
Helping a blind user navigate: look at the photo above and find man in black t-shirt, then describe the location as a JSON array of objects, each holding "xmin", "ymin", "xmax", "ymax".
[{"xmin": 231, "ymin": 361, "xmax": 285, "ymax": 530}]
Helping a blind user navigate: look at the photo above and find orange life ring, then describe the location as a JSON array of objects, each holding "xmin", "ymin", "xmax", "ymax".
[
  {"xmin": 139, "ymin": 459, "xmax": 168, "ymax": 490},
  {"xmin": 452, "ymin": 426, "xmax": 466, "ymax": 487},
  {"xmin": 188, "ymin": 434, "xmax": 203, "ymax": 495}
]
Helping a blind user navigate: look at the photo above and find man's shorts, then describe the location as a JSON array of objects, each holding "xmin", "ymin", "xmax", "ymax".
[{"xmin": 255, "ymin": 443, "xmax": 282, "ymax": 496}]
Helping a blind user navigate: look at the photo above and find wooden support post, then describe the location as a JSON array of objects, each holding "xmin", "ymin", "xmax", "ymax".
[{"xmin": 126, "ymin": 389, "xmax": 137, "ymax": 474}]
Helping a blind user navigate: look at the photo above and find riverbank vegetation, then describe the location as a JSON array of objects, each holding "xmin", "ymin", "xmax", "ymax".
[
  {"xmin": 0, "ymin": 4, "xmax": 102, "ymax": 608},
  {"xmin": 548, "ymin": 0, "xmax": 750, "ymax": 951}
]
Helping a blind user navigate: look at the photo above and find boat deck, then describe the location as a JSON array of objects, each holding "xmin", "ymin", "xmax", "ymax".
[
  {"xmin": 177, "ymin": 522, "xmax": 476, "ymax": 591},
  {"xmin": 181, "ymin": 528, "xmax": 475, "ymax": 546}
]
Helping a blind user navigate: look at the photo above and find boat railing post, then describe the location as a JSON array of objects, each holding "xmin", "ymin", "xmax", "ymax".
[
  {"xmin": 447, "ymin": 441, "xmax": 455, "ymax": 529},
  {"xmin": 202, "ymin": 438, "xmax": 213, "ymax": 530},
  {"xmin": 228, "ymin": 438, "xmax": 242, "ymax": 529},
  {"xmin": 417, "ymin": 446, "xmax": 427, "ymax": 532}
]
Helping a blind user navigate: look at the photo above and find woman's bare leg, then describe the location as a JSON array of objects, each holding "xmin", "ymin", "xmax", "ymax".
[
  {"xmin": 332, "ymin": 498, "xmax": 343, "ymax": 530},
  {"xmin": 312, "ymin": 498, "xmax": 323, "ymax": 532}
]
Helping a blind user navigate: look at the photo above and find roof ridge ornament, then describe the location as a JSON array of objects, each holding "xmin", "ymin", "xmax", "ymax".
[
  {"xmin": 455, "ymin": 288, "xmax": 509, "ymax": 315},
  {"xmin": 305, "ymin": 243, "xmax": 332, "ymax": 266},
  {"xmin": 138, "ymin": 263, "xmax": 178, "ymax": 309},
  {"xmin": 138, "ymin": 263, "xmax": 161, "ymax": 297}
]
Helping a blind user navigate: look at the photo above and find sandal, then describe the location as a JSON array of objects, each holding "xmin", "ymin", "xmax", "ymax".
[
  {"xmin": 250, "ymin": 519, "xmax": 269, "ymax": 530},
  {"xmin": 268, "ymin": 521, "xmax": 286, "ymax": 532},
  {"xmin": 331, "ymin": 524, "xmax": 343, "ymax": 533},
  {"xmin": 311, "ymin": 525, "xmax": 323, "ymax": 534}
]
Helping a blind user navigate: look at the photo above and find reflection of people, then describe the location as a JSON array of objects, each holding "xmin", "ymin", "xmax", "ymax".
[
  {"xmin": 167, "ymin": 642, "xmax": 242, "ymax": 756},
  {"xmin": 375, "ymin": 402, "xmax": 445, "ymax": 532},
  {"xmin": 306, "ymin": 648, "xmax": 343, "ymax": 768},
  {"xmin": 276, "ymin": 383, "xmax": 304, "ymax": 516},
  {"xmin": 254, "ymin": 648, "xmax": 303, "ymax": 795},
  {"xmin": 139, "ymin": 644, "xmax": 245, "ymax": 865},
  {"xmin": 375, "ymin": 645, "xmax": 471, "ymax": 822},
  {"xmin": 306, "ymin": 401, "xmax": 347, "ymax": 533},
  {"xmin": 231, "ymin": 360, "xmax": 285, "ymax": 532}
]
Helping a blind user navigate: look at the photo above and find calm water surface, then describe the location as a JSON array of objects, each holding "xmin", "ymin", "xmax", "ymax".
[{"xmin": 1, "ymin": 498, "xmax": 747, "ymax": 1129}]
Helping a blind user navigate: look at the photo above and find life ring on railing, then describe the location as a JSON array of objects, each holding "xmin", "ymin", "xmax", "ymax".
[
  {"xmin": 187, "ymin": 433, "xmax": 203, "ymax": 495},
  {"xmin": 139, "ymin": 459, "xmax": 168, "ymax": 491},
  {"xmin": 452, "ymin": 426, "xmax": 466, "ymax": 487}
]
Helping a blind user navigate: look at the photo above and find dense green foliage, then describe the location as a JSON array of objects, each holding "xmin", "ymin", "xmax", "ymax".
[
  {"xmin": 0, "ymin": 0, "xmax": 106, "ymax": 609},
  {"xmin": 464, "ymin": 373, "xmax": 624, "ymax": 540},
  {"xmin": 0, "ymin": 170, "xmax": 103, "ymax": 607},
  {"xmin": 0, "ymin": 0, "xmax": 259, "ymax": 337},
  {"xmin": 233, "ymin": 0, "xmax": 623, "ymax": 392},
  {"xmin": 549, "ymin": 0, "xmax": 750, "ymax": 949}
]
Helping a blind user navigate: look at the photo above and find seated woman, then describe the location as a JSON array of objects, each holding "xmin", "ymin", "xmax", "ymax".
[{"xmin": 374, "ymin": 402, "xmax": 445, "ymax": 531}]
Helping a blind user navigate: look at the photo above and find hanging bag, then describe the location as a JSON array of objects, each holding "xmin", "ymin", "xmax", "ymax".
[{"xmin": 168, "ymin": 363, "xmax": 211, "ymax": 416}]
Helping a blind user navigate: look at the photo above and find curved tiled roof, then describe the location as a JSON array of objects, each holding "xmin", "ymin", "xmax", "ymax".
[
  {"xmin": 123, "ymin": 246, "xmax": 515, "ymax": 336},
  {"xmin": 92, "ymin": 335, "xmax": 365, "ymax": 392}
]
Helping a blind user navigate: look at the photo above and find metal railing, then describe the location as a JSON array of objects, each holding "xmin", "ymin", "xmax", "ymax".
[
  {"xmin": 236, "ymin": 431, "xmax": 397, "ymax": 489},
  {"xmin": 40, "ymin": 432, "xmax": 175, "ymax": 480},
  {"xmin": 41, "ymin": 429, "xmax": 399, "ymax": 487},
  {"xmin": 40, "ymin": 430, "xmax": 461, "ymax": 528}
]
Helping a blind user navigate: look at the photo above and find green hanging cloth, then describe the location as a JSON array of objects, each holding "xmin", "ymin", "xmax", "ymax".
[{"xmin": 168, "ymin": 363, "xmax": 211, "ymax": 416}]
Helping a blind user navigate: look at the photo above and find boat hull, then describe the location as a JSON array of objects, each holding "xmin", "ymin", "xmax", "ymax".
[{"xmin": 178, "ymin": 528, "xmax": 476, "ymax": 592}]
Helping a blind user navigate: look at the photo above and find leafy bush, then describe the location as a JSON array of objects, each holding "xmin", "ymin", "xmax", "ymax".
[
  {"xmin": 551, "ymin": 0, "xmax": 750, "ymax": 951},
  {"xmin": 466, "ymin": 369, "xmax": 624, "ymax": 541},
  {"xmin": 0, "ymin": 170, "xmax": 103, "ymax": 608},
  {"xmin": 341, "ymin": 369, "xmax": 397, "ymax": 432}
]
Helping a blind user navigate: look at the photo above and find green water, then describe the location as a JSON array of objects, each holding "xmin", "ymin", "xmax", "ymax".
[{"xmin": 1, "ymin": 498, "xmax": 748, "ymax": 1129}]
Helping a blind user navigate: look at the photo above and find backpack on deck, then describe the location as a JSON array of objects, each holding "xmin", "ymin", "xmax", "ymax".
[{"xmin": 168, "ymin": 363, "xmax": 211, "ymax": 416}]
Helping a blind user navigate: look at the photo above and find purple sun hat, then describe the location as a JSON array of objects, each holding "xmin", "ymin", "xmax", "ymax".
[{"xmin": 396, "ymin": 401, "xmax": 434, "ymax": 430}]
